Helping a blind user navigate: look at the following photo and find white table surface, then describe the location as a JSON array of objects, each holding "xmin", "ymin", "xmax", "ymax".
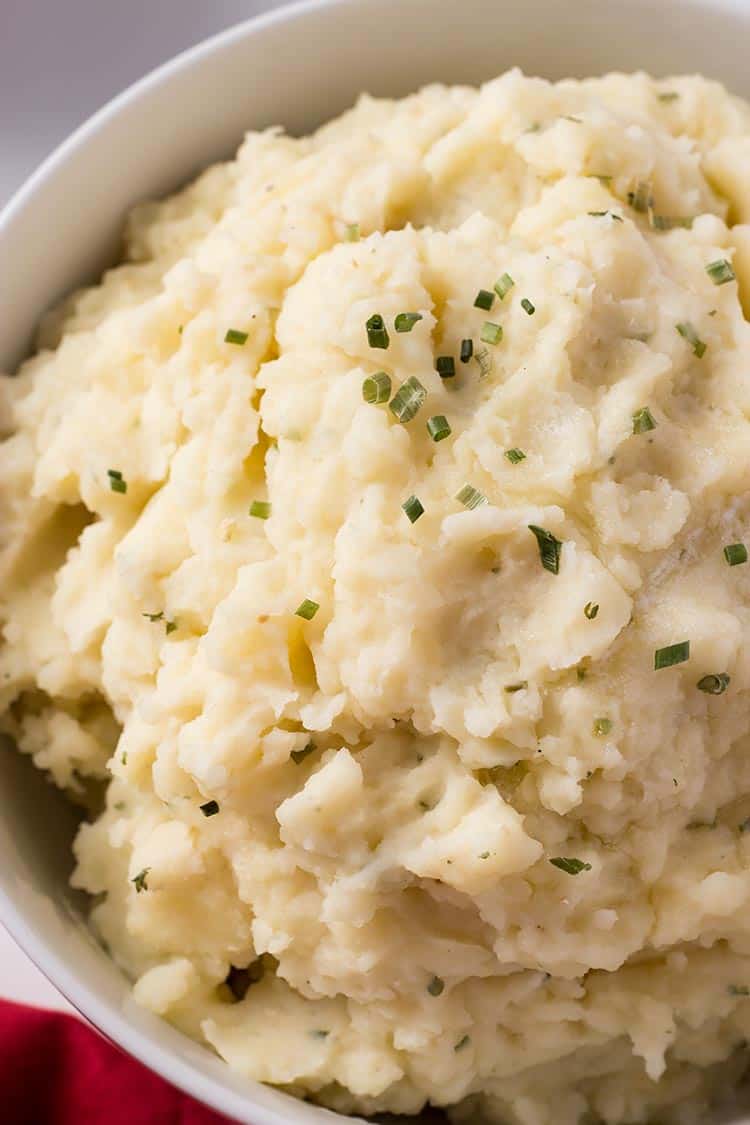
[{"xmin": 0, "ymin": 0, "xmax": 282, "ymax": 1015}]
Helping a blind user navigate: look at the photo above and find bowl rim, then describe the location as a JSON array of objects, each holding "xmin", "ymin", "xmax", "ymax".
[{"xmin": 0, "ymin": 7, "xmax": 363, "ymax": 1122}]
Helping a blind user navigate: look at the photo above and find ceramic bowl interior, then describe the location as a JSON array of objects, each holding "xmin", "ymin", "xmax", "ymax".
[{"xmin": 2, "ymin": 0, "xmax": 750, "ymax": 1121}]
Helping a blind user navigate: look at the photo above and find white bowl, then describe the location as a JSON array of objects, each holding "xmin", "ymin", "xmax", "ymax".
[{"xmin": 2, "ymin": 0, "xmax": 750, "ymax": 1120}]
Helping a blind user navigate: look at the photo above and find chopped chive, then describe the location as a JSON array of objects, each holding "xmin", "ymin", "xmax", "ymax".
[
  {"xmin": 632, "ymin": 406, "xmax": 657, "ymax": 434},
  {"xmin": 132, "ymin": 868, "xmax": 150, "ymax": 893},
  {"xmin": 456, "ymin": 484, "xmax": 488, "ymax": 510},
  {"xmin": 676, "ymin": 321, "xmax": 706, "ymax": 357},
  {"xmin": 627, "ymin": 181, "xmax": 653, "ymax": 213},
  {"xmin": 473, "ymin": 346, "xmax": 492, "ymax": 378},
  {"xmin": 200, "ymin": 800, "xmax": 220, "ymax": 817},
  {"xmin": 291, "ymin": 740, "xmax": 315, "ymax": 765},
  {"xmin": 394, "ymin": 311, "xmax": 423, "ymax": 333},
  {"xmin": 224, "ymin": 328, "xmax": 248, "ymax": 346},
  {"xmin": 562, "ymin": 114, "xmax": 582, "ymax": 123},
  {"xmin": 505, "ymin": 447, "xmax": 526, "ymax": 464},
  {"xmin": 309, "ymin": 1029, "xmax": 329, "ymax": 1040},
  {"xmin": 389, "ymin": 375, "xmax": 427, "ymax": 423},
  {"xmin": 724, "ymin": 543, "xmax": 748, "ymax": 566},
  {"xmin": 460, "ymin": 338, "xmax": 473, "ymax": 363},
  {"xmin": 427, "ymin": 415, "xmax": 452, "ymax": 442},
  {"xmin": 697, "ymin": 673, "xmax": 730, "ymax": 695},
  {"xmin": 454, "ymin": 1035, "xmax": 471, "ymax": 1052},
  {"xmin": 729, "ymin": 985, "xmax": 750, "ymax": 996},
  {"xmin": 143, "ymin": 611, "xmax": 164, "ymax": 623},
  {"xmin": 365, "ymin": 314, "xmax": 389, "ymax": 349},
  {"xmin": 295, "ymin": 599, "xmax": 320, "ymax": 620},
  {"xmin": 504, "ymin": 681, "xmax": 527, "ymax": 693},
  {"xmin": 427, "ymin": 976, "xmax": 445, "ymax": 997},
  {"xmin": 362, "ymin": 371, "xmax": 392, "ymax": 404},
  {"xmin": 584, "ymin": 601, "xmax": 599, "ymax": 620},
  {"xmin": 165, "ymin": 619, "xmax": 178, "ymax": 635},
  {"xmin": 494, "ymin": 273, "xmax": 515, "ymax": 300},
  {"xmin": 249, "ymin": 500, "xmax": 272, "ymax": 520},
  {"xmin": 550, "ymin": 857, "xmax": 591, "ymax": 875},
  {"xmin": 658, "ymin": 91, "xmax": 680, "ymax": 102},
  {"xmin": 345, "ymin": 223, "xmax": 360, "ymax": 242},
  {"xmin": 402, "ymin": 495, "xmax": 425, "ymax": 523},
  {"xmin": 654, "ymin": 640, "xmax": 690, "ymax": 670},
  {"xmin": 474, "ymin": 289, "xmax": 495, "ymax": 311},
  {"xmin": 649, "ymin": 212, "xmax": 693, "ymax": 231},
  {"xmin": 593, "ymin": 717, "xmax": 612, "ymax": 737},
  {"xmin": 480, "ymin": 322, "xmax": 503, "ymax": 346},
  {"xmin": 520, "ymin": 298, "xmax": 535, "ymax": 315},
  {"xmin": 479, "ymin": 851, "xmax": 490, "ymax": 859},
  {"xmin": 436, "ymin": 355, "xmax": 455, "ymax": 378},
  {"xmin": 587, "ymin": 210, "xmax": 623, "ymax": 222},
  {"xmin": 706, "ymin": 258, "xmax": 735, "ymax": 286},
  {"xmin": 107, "ymin": 469, "xmax": 127, "ymax": 494},
  {"xmin": 528, "ymin": 525, "xmax": 562, "ymax": 575}
]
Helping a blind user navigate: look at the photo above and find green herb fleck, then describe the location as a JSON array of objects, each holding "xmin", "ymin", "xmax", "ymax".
[
  {"xmin": 249, "ymin": 500, "xmax": 272, "ymax": 520},
  {"xmin": 224, "ymin": 328, "xmax": 248, "ymax": 346},
  {"xmin": 593, "ymin": 717, "xmax": 612, "ymax": 737},
  {"xmin": 456, "ymin": 484, "xmax": 488, "ymax": 510},
  {"xmin": 588, "ymin": 210, "xmax": 623, "ymax": 222},
  {"xmin": 362, "ymin": 371, "xmax": 392, "ymax": 404},
  {"xmin": 494, "ymin": 273, "xmax": 515, "ymax": 300},
  {"xmin": 474, "ymin": 289, "xmax": 495, "ymax": 311},
  {"xmin": 676, "ymin": 321, "xmax": 706, "ymax": 358},
  {"xmin": 706, "ymin": 258, "xmax": 735, "ymax": 286},
  {"xmin": 295, "ymin": 599, "xmax": 320, "ymax": 621},
  {"xmin": 729, "ymin": 985, "xmax": 750, "ymax": 996},
  {"xmin": 528, "ymin": 525, "xmax": 562, "ymax": 575},
  {"xmin": 309, "ymin": 1029, "xmax": 330, "ymax": 1039},
  {"xmin": 345, "ymin": 223, "xmax": 360, "ymax": 242},
  {"xmin": 504, "ymin": 682, "xmax": 527, "ymax": 693},
  {"xmin": 460, "ymin": 338, "xmax": 473, "ymax": 363},
  {"xmin": 697, "ymin": 673, "xmax": 730, "ymax": 695},
  {"xmin": 480, "ymin": 321, "xmax": 503, "ymax": 346},
  {"xmin": 143, "ymin": 611, "xmax": 164, "ymax": 623},
  {"xmin": 389, "ymin": 375, "xmax": 427, "ymax": 422},
  {"xmin": 132, "ymin": 868, "xmax": 150, "ymax": 894},
  {"xmin": 628, "ymin": 181, "xmax": 653, "ymax": 213},
  {"xmin": 108, "ymin": 469, "xmax": 127, "ymax": 494},
  {"xmin": 394, "ymin": 312, "xmax": 423, "ymax": 333},
  {"xmin": 550, "ymin": 857, "xmax": 591, "ymax": 875},
  {"xmin": 455, "ymin": 1035, "xmax": 471, "ymax": 1051},
  {"xmin": 632, "ymin": 406, "xmax": 657, "ymax": 434},
  {"xmin": 427, "ymin": 415, "xmax": 452, "ymax": 443},
  {"xmin": 436, "ymin": 355, "xmax": 456, "ymax": 379},
  {"xmin": 427, "ymin": 976, "xmax": 445, "ymax": 997},
  {"xmin": 366, "ymin": 314, "xmax": 389, "ymax": 349},
  {"xmin": 658, "ymin": 91, "xmax": 680, "ymax": 102},
  {"xmin": 584, "ymin": 602, "xmax": 599, "ymax": 620},
  {"xmin": 479, "ymin": 851, "xmax": 490, "ymax": 859},
  {"xmin": 520, "ymin": 298, "xmax": 535, "ymax": 315},
  {"xmin": 165, "ymin": 619, "xmax": 178, "ymax": 635},
  {"xmin": 402, "ymin": 495, "xmax": 425, "ymax": 523},
  {"xmin": 654, "ymin": 640, "xmax": 690, "ymax": 670},
  {"xmin": 505, "ymin": 447, "xmax": 526, "ymax": 464},
  {"xmin": 200, "ymin": 800, "xmax": 220, "ymax": 817},
  {"xmin": 724, "ymin": 543, "xmax": 748, "ymax": 567}
]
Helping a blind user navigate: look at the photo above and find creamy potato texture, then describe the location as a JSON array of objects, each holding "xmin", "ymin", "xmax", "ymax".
[{"xmin": 5, "ymin": 69, "xmax": 750, "ymax": 1125}]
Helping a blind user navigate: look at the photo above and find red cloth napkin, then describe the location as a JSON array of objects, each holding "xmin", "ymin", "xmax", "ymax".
[{"xmin": 0, "ymin": 998, "xmax": 235, "ymax": 1125}]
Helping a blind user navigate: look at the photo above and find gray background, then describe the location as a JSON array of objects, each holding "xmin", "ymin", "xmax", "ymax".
[{"xmin": 0, "ymin": 0, "xmax": 284, "ymax": 208}]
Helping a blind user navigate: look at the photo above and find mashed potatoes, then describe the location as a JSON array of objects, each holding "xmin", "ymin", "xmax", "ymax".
[{"xmin": 5, "ymin": 67, "xmax": 750, "ymax": 1124}]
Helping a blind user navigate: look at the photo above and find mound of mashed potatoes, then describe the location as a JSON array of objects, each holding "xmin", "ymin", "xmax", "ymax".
[{"xmin": 5, "ymin": 68, "xmax": 750, "ymax": 1125}]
